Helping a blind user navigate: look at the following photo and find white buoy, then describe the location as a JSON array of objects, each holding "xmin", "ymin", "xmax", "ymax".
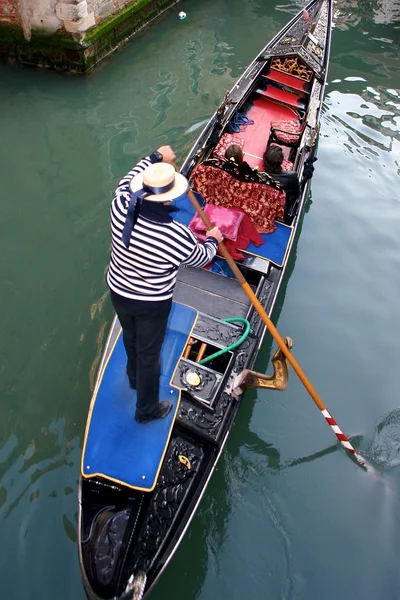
[{"xmin": 179, "ymin": 11, "xmax": 186, "ymax": 19}]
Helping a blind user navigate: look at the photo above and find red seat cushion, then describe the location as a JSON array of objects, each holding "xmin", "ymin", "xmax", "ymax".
[
  {"xmin": 213, "ymin": 133, "xmax": 245, "ymax": 160},
  {"xmin": 271, "ymin": 120, "xmax": 301, "ymax": 144},
  {"xmin": 189, "ymin": 204, "xmax": 244, "ymax": 241},
  {"xmin": 191, "ymin": 164, "xmax": 285, "ymax": 234}
]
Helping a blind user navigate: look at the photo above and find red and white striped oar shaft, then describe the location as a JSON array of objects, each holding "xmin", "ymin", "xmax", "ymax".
[{"xmin": 321, "ymin": 408, "xmax": 369, "ymax": 469}]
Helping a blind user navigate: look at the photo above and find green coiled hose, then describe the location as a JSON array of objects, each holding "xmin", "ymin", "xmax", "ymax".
[{"xmin": 198, "ymin": 317, "xmax": 251, "ymax": 366}]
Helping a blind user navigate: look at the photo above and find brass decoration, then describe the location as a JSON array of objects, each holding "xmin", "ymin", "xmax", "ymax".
[
  {"xmin": 124, "ymin": 571, "xmax": 147, "ymax": 600},
  {"xmin": 271, "ymin": 56, "xmax": 313, "ymax": 82},
  {"xmin": 178, "ymin": 455, "xmax": 191, "ymax": 470},
  {"xmin": 232, "ymin": 337, "xmax": 293, "ymax": 394},
  {"xmin": 309, "ymin": 42, "xmax": 322, "ymax": 57},
  {"xmin": 195, "ymin": 342, "xmax": 207, "ymax": 363},
  {"xmin": 185, "ymin": 371, "xmax": 201, "ymax": 387},
  {"xmin": 183, "ymin": 337, "xmax": 196, "ymax": 359}
]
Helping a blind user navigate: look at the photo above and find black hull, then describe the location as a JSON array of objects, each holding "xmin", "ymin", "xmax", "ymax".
[{"xmin": 78, "ymin": 1, "xmax": 333, "ymax": 598}]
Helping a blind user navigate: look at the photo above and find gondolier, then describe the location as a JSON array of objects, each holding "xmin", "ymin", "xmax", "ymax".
[{"xmin": 107, "ymin": 145, "xmax": 222, "ymax": 424}]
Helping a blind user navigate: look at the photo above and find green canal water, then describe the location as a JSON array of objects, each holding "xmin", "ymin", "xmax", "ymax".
[{"xmin": 1, "ymin": 0, "xmax": 400, "ymax": 598}]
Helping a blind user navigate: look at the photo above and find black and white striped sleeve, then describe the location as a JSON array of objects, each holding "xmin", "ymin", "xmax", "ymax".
[
  {"xmin": 113, "ymin": 156, "xmax": 153, "ymax": 208},
  {"xmin": 180, "ymin": 227, "xmax": 218, "ymax": 268}
]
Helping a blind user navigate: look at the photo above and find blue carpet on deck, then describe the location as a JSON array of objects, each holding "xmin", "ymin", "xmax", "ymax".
[
  {"xmin": 82, "ymin": 302, "xmax": 197, "ymax": 492},
  {"xmin": 242, "ymin": 222, "xmax": 292, "ymax": 266},
  {"xmin": 172, "ymin": 191, "xmax": 202, "ymax": 225}
]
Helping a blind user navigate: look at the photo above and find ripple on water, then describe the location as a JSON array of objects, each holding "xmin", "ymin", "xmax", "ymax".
[
  {"xmin": 311, "ymin": 84, "xmax": 400, "ymax": 339},
  {"xmin": 368, "ymin": 408, "xmax": 400, "ymax": 470},
  {"xmin": 209, "ymin": 446, "xmax": 298, "ymax": 599}
]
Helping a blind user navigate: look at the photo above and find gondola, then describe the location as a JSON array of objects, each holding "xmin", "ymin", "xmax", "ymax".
[{"xmin": 78, "ymin": 1, "xmax": 333, "ymax": 598}]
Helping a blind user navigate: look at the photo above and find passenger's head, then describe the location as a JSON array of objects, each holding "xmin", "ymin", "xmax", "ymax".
[
  {"xmin": 263, "ymin": 144, "xmax": 283, "ymax": 174},
  {"xmin": 225, "ymin": 144, "xmax": 244, "ymax": 164}
]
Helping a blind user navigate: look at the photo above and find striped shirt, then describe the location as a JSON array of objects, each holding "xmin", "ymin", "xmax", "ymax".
[{"xmin": 107, "ymin": 156, "xmax": 218, "ymax": 301}]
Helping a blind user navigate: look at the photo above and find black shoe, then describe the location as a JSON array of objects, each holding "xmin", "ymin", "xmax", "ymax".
[{"xmin": 135, "ymin": 401, "xmax": 173, "ymax": 424}]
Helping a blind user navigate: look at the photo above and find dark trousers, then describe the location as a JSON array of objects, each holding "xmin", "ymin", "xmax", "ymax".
[{"xmin": 110, "ymin": 291, "xmax": 172, "ymax": 418}]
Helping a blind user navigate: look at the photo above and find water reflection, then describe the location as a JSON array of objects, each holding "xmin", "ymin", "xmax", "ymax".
[
  {"xmin": 149, "ymin": 71, "xmax": 179, "ymax": 129},
  {"xmin": 334, "ymin": 0, "xmax": 400, "ymax": 28},
  {"xmin": 373, "ymin": 0, "xmax": 400, "ymax": 24},
  {"xmin": 0, "ymin": 421, "xmax": 77, "ymax": 521},
  {"xmin": 184, "ymin": 38, "xmax": 203, "ymax": 96}
]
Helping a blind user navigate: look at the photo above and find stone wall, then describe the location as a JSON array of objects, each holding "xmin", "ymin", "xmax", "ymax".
[
  {"xmin": 0, "ymin": 0, "xmax": 180, "ymax": 72},
  {"xmin": 0, "ymin": 0, "xmax": 17, "ymax": 22}
]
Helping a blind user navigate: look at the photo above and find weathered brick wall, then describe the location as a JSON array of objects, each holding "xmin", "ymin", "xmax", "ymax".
[
  {"xmin": 0, "ymin": 0, "xmax": 18, "ymax": 23},
  {"xmin": 0, "ymin": 0, "xmax": 144, "ymax": 36},
  {"xmin": 0, "ymin": 0, "xmax": 179, "ymax": 72},
  {"xmin": 91, "ymin": 0, "xmax": 136, "ymax": 23},
  {"xmin": 0, "ymin": 0, "xmax": 62, "ymax": 37}
]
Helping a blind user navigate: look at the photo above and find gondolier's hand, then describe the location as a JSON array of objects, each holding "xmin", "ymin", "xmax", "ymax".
[
  {"xmin": 303, "ymin": 156, "xmax": 318, "ymax": 180},
  {"xmin": 157, "ymin": 145, "xmax": 176, "ymax": 164},
  {"xmin": 206, "ymin": 227, "xmax": 223, "ymax": 244}
]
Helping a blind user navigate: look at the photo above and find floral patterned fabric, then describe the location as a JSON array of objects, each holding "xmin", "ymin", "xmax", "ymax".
[
  {"xmin": 213, "ymin": 133, "xmax": 245, "ymax": 160},
  {"xmin": 271, "ymin": 120, "xmax": 302, "ymax": 144},
  {"xmin": 282, "ymin": 159, "xmax": 294, "ymax": 171},
  {"xmin": 191, "ymin": 164, "xmax": 285, "ymax": 234}
]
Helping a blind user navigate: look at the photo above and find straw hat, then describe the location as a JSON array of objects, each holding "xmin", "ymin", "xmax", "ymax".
[{"xmin": 129, "ymin": 162, "xmax": 189, "ymax": 202}]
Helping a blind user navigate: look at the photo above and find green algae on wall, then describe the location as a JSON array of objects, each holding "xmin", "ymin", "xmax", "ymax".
[
  {"xmin": 0, "ymin": 23, "xmax": 85, "ymax": 71},
  {"xmin": 0, "ymin": 0, "xmax": 180, "ymax": 73},
  {"xmin": 82, "ymin": 0, "xmax": 179, "ymax": 71}
]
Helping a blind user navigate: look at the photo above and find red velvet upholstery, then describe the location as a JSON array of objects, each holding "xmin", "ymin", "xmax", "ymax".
[
  {"xmin": 191, "ymin": 164, "xmax": 285, "ymax": 234},
  {"xmin": 271, "ymin": 119, "xmax": 302, "ymax": 144},
  {"xmin": 282, "ymin": 159, "xmax": 294, "ymax": 171},
  {"xmin": 189, "ymin": 204, "xmax": 244, "ymax": 241},
  {"xmin": 191, "ymin": 207, "xmax": 263, "ymax": 261},
  {"xmin": 213, "ymin": 133, "xmax": 245, "ymax": 160}
]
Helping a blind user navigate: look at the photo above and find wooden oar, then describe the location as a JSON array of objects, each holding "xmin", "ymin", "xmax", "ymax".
[{"xmin": 184, "ymin": 186, "xmax": 370, "ymax": 471}]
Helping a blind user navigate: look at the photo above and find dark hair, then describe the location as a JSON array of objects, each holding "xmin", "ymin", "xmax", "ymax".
[
  {"xmin": 263, "ymin": 144, "xmax": 283, "ymax": 174},
  {"xmin": 225, "ymin": 144, "xmax": 244, "ymax": 164}
]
